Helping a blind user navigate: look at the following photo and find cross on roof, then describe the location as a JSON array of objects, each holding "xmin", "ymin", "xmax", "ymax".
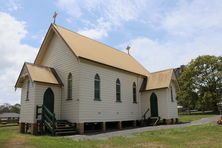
[{"xmin": 53, "ymin": 11, "xmax": 58, "ymax": 24}]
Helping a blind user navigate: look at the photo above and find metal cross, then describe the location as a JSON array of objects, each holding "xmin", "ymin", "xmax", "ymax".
[
  {"xmin": 126, "ymin": 45, "xmax": 131, "ymax": 55},
  {"xmin": 53, "ymin": 11, "xmax": 58, "ymax": 24}
]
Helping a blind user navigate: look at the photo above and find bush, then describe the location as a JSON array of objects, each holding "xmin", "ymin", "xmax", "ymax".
[{"xmin": 217, "ymin": 116, "xmax": 222, "ymax": 125}]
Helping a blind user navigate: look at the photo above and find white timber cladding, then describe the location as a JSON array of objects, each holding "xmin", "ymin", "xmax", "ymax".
[
  {"xmin": 40, "ymin": 34, "xmax": 80, "ymax": 123},
  {"xmin": 141, "ymin": 89, "xmax": 168, "ymax": 119},
  {"xmin": 20, "ymin": 78, "xmax": 36, "ymax": 123},
  {"xmin": 167, "ymin": 82, "xmax": 178, "ymax": 118},
  {"xmin": 34, "ymin": 83, "xmax": 61, "ymax": 121},
  {"xmin": 78, "ymin": 59, "xmax": 144, "ymax": 122},
  {"xmin": 141, "ymin": 82, "xmax": 178, "ymax": 119}
]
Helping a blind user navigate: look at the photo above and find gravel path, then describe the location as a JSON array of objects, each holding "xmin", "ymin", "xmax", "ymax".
[{"xmin": 65, "ymin": 115, "xmax": 220, "ymax": 140}]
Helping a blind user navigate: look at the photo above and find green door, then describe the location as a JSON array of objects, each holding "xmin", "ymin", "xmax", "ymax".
[
  {"xmin": 43, "ymin": 88, "xmax": 54, "ymax": 113},
  {"xmin": 150, "ymin": 93, "xmax": 158, "ymax": 117}
]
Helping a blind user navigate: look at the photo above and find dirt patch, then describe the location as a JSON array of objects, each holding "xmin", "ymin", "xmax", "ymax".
[
  {"xmin": 187, "ymin": 139, "xmax": 211, "ymax": 147},
  {"xmin": 134, "ymin": 142, "xmax": 167, "ymax": 148},
  {"xmin": 3, "ymin": 135, "xmax": 34, "ymax": 148},
  {"xmin": 99, "ymin": 142, "xmax": 167, "ymax": 148}
]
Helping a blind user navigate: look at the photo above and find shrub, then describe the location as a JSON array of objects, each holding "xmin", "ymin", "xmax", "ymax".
[{"xmin": 217, "ymin": 117, "xmax": 222, "ymax": 125}]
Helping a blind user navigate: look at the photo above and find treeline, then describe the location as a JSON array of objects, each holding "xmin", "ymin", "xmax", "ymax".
[
  {"xmin": 177, "ymin": 55, "xmax": 222, "ymax": 113},
  {"xmin": 0, "ymin": 103, "xmax": 21, "ymax": 114}
]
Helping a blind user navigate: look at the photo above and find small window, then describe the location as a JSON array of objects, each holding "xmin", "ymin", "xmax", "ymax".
[
  {"xmin": 67, "ymin": 73, "xmax": 72, "ymax": 100},
  {"xmin": 94, "ymin": 74, "xmax": 100, "ymax": 101},
  {"xmin": 133, "ymin": 82, "xmax": 137, "ymax": 103},
  {"xmin": 170, "ymin": 86, "xmax": 174, "ymax": 102},
  {"xmin": 26, "ymin": 80, "xmax": 30, "ymax": 101},
  {"xmin": 116, "ymin": 78, "xmax": 121, "ymax": 102}
]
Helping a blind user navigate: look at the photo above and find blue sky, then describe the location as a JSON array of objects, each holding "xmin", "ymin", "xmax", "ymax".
[{"xmin": 0, "ymin": 0, "xmax": 221, "ymax": 105}]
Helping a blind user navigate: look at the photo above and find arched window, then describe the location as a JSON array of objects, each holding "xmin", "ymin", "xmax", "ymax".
[
  {"xmin": 170, "ymin": 86, "xmax": 174, "ymax": 102},
  {"xmin": 94, "ymin": 74, "xmax": 100, "ymax": 101},
  {"xmin": 26, "ymin": 79, "xmax": 30, "ymax": 101},
  {"xmin": 116, "ymin": 78, "xmax": 121, "ymax": 102},
  {"xmin": 67, "ymin": 73, "xmax": 72, "ymax": 100},
  {"xmin": 133, "ymin": 82, "xmax": 137, "ymax": 103}
]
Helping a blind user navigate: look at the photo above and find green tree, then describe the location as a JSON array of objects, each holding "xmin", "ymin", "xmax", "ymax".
[
  {"xmin": 0, "ymin": 103, "xmax": 20, "ymax": 114},
  {"xmin": 178, "ymin": 55, "xmax": 222, "ymax": 112}
]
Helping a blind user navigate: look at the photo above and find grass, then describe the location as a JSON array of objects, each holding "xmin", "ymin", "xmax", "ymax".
[
  {"xmin": 179, "ymin": 114, "xmax": 215, "ymax": 123},
  {"xmin": 0, "ymin": 115, "xmax": 221, "ymax": 148}
]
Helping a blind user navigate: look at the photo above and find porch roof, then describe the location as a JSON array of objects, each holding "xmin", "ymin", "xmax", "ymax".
[
  {"xmin": 15, "ymin": 63, "xmax": 63, "ymax": 88},
  {"xmin": 145, "ymin": 69, "xmax": 177, "ymax": 90}
]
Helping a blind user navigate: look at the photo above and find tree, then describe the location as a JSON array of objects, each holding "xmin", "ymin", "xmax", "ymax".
[
  {"xmin": 178, "ymin": 55, "xmax": 222, "ymax": 112},
  {"xmin": 0, "ymin": 103, "xmax": 21, "ymax": 114}
]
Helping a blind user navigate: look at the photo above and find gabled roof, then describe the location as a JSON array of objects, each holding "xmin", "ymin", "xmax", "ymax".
[
  {"xmin": 35, "ymin": 24, "xmax": 150, "ymax": 76},
  {"xmin": 15, "ymin": 62, "xmax": 63, "ymax": 88},
  {"xmin": 145, "ymin": 69, "xmax": 178, "ymax": 90}
]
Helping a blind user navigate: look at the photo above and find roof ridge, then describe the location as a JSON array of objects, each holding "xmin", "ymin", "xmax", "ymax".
[
  {"xmin": 151, "ymin": 68, "xmax": 173, "ymax": 74},
  {"xmin": 53, "ymin": 24, "xmax": 131, "ymax": 57},
  {"xmin": 25, "ymin": 62, "xmax": 53, "ymax": 69}
]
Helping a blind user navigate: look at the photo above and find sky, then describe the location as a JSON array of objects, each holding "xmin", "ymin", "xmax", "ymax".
[{"xmin": 0, "ymin": 0, "xmax": 221, "ymax": 105}]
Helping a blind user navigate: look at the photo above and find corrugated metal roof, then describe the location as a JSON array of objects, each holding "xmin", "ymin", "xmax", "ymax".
[
  {"xmin": 15, "ymin": 63, "xmax": 63, "ymax": 88},
  {"xmin": 52, "ymin": 24, "xmax": 150, "ymax": 76},
  {"xmin": 145, "ymin": 69, "xmax": 175, "ymax": 90}
]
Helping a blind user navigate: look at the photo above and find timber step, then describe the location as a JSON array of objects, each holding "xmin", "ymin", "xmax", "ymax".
[
  {"xmin": 54, "ymin": 120, "xmax": 77, "ymax": 136},
  {"xmin": 147, "ymin": 117, "xmax": 160, "ymax": 126},
  {"xmin": 55, "ymin": 130, "xmax": 77, "ymax": 136},
  {"xmin": 36, "ymin": 105, "xmax": 77, "ymax": 136}
]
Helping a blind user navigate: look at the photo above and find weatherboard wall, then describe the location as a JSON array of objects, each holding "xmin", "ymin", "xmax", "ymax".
[
  {"xmin": 40, "ymin": 33, "xmax": 80, "ymax": 123},
  {"xmin": 20, "ymin": 78, "xmax": 36, "ymax": 123},
  {"xmin": 34, "ymin": 83, "xmax": 61, "ymax": 121},
  {"xmin": 141, "ymin": 88, "xmax": 169, "ymax": 119},
  {"xmin": 166, "ymin": 82, "xmax": 178, "ymax": 119},
  {"xmin": 78, "ymin": 59, "xmax": 144, "ymax": 122}
]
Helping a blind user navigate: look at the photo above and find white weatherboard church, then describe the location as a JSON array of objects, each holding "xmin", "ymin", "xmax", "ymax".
[{"xmin": 15, "ymin": 24, "xmax": 179, "ymax": 135}]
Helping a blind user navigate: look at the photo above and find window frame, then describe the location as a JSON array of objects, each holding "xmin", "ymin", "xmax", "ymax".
[
  {"xmin": 67, "ymin": 73, "xmax": 73, "ymax": 100},
  {"xmin": 133, "ymin": 82, "xmax": 137, "ymax": 103},
  {"xmin": 170, "ymin": 86, "xmax": 174, "ymax": 102},
  {"xmin": 26, "ymin": 79, "xmax": 30, "ymax": 101},
  {"xmin": 116, "ymin": 78, "xmax": 121, "ymax": 102},
  {"xmin": 94, "ymin": 74, "xmax": 101, "ymax": 101}
]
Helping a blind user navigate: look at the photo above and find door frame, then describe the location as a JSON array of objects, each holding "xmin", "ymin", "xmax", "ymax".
[
  {"xmin": 150, "ymin": 92, "xmax": 159, "ymax": 117},
  {"xmin": 43, "ymin": 87, "xmax": 54, "ymax": 113}
]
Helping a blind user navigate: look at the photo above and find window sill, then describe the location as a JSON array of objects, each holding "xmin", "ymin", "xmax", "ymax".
[
  {"xmin": 94, "ymin": 99, "xmax": 101, "ymax": 101},
  {"xmin": 66, "ymin": 98, "xmax": 73, "ymax": 101},
  {"xmin": 133, "ymin": 102, "xmax": 137, "ymax": 104},
  {"xmin": 25, "ymin": 99, "xmax": 29, "ymax": 101},
  {"xmin": 116, "ymin": 101, "xmax": 122, "ymax": 103}
]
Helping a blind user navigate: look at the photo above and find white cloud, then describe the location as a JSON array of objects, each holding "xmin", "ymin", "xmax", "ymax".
[
  {"xmin": 56, "ymin": 0, "xmax": 82, "ymax": 18},
  {"xmin": 117, "ymin": 0, "xmax": 222, "ymax": 72},
  {"xmin": 78, "ymin": 28, "xmax": 108, "ymax": 40},
  {"xmin": 120, "ymin": 35, "xmax": 221, "ymax": 72},
  {"xmin": 56, "ymin": 0, "xmax": 147, "ymax": 39},
  {"xmin": 0, "ymin": 12, "xmax": 37, "ymax": 104},
  {"xmin": 7, "ymin": 0, "xmax": 22, "ymax": 11},
  {"xmin": 162, "ymin": 0, "xmax": 222, "ymax": 37},
  {"xmin": 78, "ymin": 18, "xmax": 111, "ymax": 40}
]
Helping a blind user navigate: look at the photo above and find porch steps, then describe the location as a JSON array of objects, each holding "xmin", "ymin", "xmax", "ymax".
[
  {"xmin": 147, "ymin": 117, "xmax": 160, "ymax": 126},
  {"xmin": 54, "ymin": 120, "xmax": 77, "ymax": 136},
  {"xmin": 36, "ymin": 105, "xmax": 77, "ymax": 136}
]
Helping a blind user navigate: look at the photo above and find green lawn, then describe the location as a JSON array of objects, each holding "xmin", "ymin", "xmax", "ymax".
[
  {"xmin": 179, "ymin": 114, "xmax": 215, "ymax": 123},
  {"xmin": 0, "ymin": 115, "xmax": 220, "ymax": 148},
  {"xmin": 0, "ymin": 122, "xmax": 222, "ymax": 148}
]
